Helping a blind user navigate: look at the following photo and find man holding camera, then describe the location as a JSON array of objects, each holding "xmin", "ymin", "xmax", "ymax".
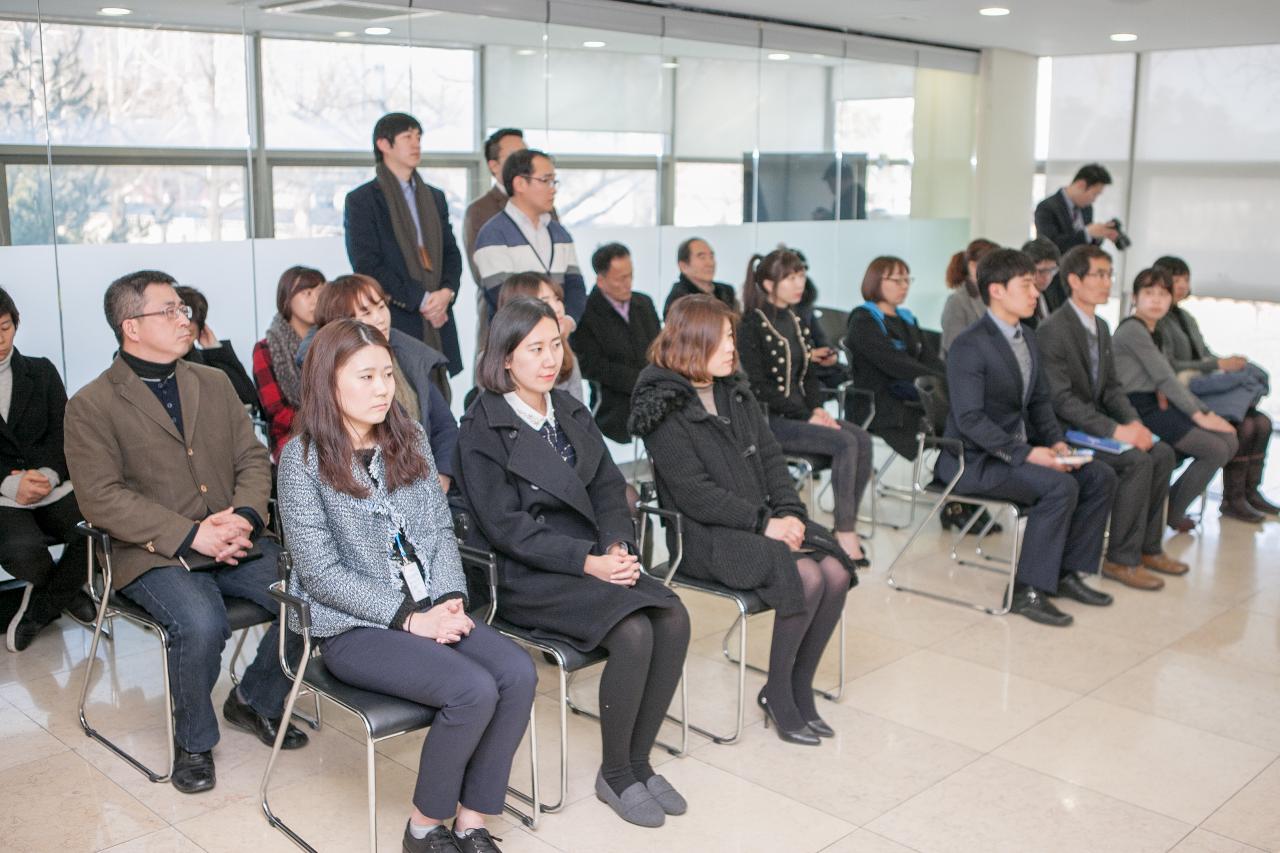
[{"xmin": 1035, "ymin": 163, "xmax": 1125, "ymax": 253}]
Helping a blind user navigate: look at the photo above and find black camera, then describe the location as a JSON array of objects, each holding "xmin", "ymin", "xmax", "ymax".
[{"xmin": 1107, "ymin": 218, "xmax": 1132, "ymax": 251}]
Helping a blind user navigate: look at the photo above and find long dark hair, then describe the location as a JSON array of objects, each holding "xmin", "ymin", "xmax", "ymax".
[
  {"xmin": 743, "ymin": 249, "xmax": 806, "ymax": 313},
  {"xmin": 296, "ymin": 319, "xmax": 430, "ymax": 498},
  {"xmin": 475, "ymin": 297, "xmax": 560, "ymax": 393}
]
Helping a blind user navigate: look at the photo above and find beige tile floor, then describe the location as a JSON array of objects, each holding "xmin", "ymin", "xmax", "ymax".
[{"xmin": 3, "ymin": 478, "xmax": 1280, "ymax": 853}]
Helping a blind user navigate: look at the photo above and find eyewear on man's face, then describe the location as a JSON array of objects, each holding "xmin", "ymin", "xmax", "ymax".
[
  {"xmin": 1035, "ymin": 266, "xmax": 1058, "ymax": 279},
  {"xmin": 1085, "ymin": 269, "xmax": 1116, "ymax": 283},
  {"xmin": 523, "ymin": 174, "xmax": 560, "ymax": 189},
  {"xmin": 129, "ymin": 303, "xmax": 192, "ymax": 323}
]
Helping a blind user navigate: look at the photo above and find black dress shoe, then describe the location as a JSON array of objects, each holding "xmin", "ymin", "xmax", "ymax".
[
  {"xmin": 403, "ymin": 822, "xmax": 462, "ymax": 853},
  {"xmin": 222, "ymin": 689, "xmax": 309, "ymax": 750},
  {"xmin": 172, "ymin": 742, "xmax": 216, "ymax": 794},
  {"xmin": 455, "ymin": 827, "xmax": 504, "ymax": 853},
  {"xmin": 804, "ymin": 716, "xmax": 835, "ymax": 738},
  {"xmin": 1054, "ymin": 572, "xmax": 1113, "ymax": 607},
  {"xmin": 64, "ymin": 590, "xmax": 100, "ymax": 626},
  {"xmin": 1008, "ymin": 585, "xmax": 1073, "ymax": 627}
]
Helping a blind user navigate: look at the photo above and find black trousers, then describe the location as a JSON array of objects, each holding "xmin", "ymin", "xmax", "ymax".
[
  {"xmin": 1094, "ymin": 441, "xmax": 1177, "ymax": 566},
  {"xmin": 321, "ymin": 622, "xmax": 537, "ymax": 820},
  {"xmin": 0, "ymin": 492, "xmax": 88, "ymax": 619},
  {"xmin": 978, "ymin": 461, "xmax": 1117, "ymax": 593}
]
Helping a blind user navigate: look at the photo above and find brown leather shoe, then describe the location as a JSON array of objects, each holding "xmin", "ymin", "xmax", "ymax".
[
  {"xmin": 1167, "ymin": 516, "xmax": 1197, "ymax": 534},
  {"xmin": 1102, "ymin": 561, "xmax": 1165, "ymax": 590},
  {"xmin": 1141, "ymin": 553, "xmax": 1190, "ymax": 576}
]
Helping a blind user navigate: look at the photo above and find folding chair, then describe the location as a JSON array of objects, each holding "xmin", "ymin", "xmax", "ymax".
[{"xmin": 262, "ymin": 544, "xmax": 540, "ymax": 852}]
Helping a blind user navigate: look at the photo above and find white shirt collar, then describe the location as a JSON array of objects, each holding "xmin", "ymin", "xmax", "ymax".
[
  {"xmin": 504, "ymin": 199, "xmax": 551, "ymax": 231},
  {"xmin": 504, "ymin": 390, "xmax": 556, "ymax": 432}
]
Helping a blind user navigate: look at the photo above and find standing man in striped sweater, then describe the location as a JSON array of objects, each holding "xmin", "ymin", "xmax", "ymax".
[{"xmin": 472, "ymin": 148, "xmax": 586, "ymax": 331}]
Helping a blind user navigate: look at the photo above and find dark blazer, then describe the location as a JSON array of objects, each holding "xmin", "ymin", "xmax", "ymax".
[
  {"xmin": 64, "ymin": 357, "xmax": 272, "ymax": 589},
  {"xmin": 343, "ymin": 178, "xmax": 463, "ymax": 375},
  {"xmin": 569, "ymin": 287, "xmax": 661, "ymax": 443},
  {"xmin": 0, "ymin": 349, "xmax": 70, "ymax": 480},
  {"xmin": 1034, "ymin": 189, "xmax": 1097, "ymax": 254},
  {"xmin": 629, "ymin": 367, "xmax": 854, "ymax": 616},
  {"xmin": 662, "ymin": 275, "xmax": 736, "ymax": 318},
  {"xmin": 1037, "ymin": 304, "xmax": 1140, "ymax": 439},
  {"xmin": 936, "ymin": 314, "xmax": 1065, "ymax": 493},
  {"xmin": 843, "ymin": 306, "xmax": 944, "ymax": 459},
  {"xmin": 454, "ymin": 389, "xmax": 678, "ymax": 651}
]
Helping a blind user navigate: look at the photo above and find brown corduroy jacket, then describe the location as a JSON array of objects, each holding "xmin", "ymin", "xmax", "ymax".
[{"xmin": 64, "ymin": 356, "xmax": 272, "ymax": 590}]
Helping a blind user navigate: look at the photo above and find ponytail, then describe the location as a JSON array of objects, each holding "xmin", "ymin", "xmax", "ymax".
[
  {"xmin": 743, "ymin": 249, "xmax": 805, "ymax": 312},
  {"xmin": 945, "ymin": 252, "xmax": 967, "ymax": 290},
  {"xmin": 947, "ymin": 238, "xmax": 1000, "ymax": 296}
]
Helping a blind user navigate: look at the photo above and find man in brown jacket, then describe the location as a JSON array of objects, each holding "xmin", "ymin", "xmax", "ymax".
[{"xmin": 65, "ymin": 270, "xmax": 307, "ymax": 795}]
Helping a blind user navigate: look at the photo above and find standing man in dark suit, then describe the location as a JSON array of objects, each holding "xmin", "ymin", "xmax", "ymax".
[
  {"xmin": 344, "ymin": 112, "xmax": 463, "ymax": 381},
  {"xmin": 937, "ymin": 249, "xmax": 1117, "ymax": 627},
  {"xmin": 1034, "ymin": 163, "xmax": 1120, "ymax": 255},
  {"xmin": 570, "ymin": 243, "xmax": 661, "ymax": 444},
  {"xmin": 1039, "ymin": 245, "xmax": 1186, "ymax": 592}
]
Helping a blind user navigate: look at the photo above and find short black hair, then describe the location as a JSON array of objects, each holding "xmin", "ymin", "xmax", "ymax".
[
  {"xmin": 174, "ymin": 285, "xmax": 208, "ymax": 337},
  {"xmin": 677, "ymin": 236, "xmax": 707, "ymax": 265},
  {"xmin": 475, "ymin": 296, "xmax": 559, "ymax": 393},
  {"xmin": 484, "ymin": 128, "xmax": 524, "ymax": 163},
  {"xmin": 976, "ymin": 249, "xmax": 1035, "ymax": 305},
  {"xmin": 0, "ymin": 286, "xmax": 18, "ymax": 328},
  {"xmin": 1060, "ymin": 244, "xmax": 1112, "ymax": 288},
  {"xmin": 1072, "ymin": 163, "xmax": 1112, "ymax": 187},
  {"xmin": 1132, "ymin": 267, "xmax": 1174, "ymax": 298},
  {"xmin": 502, "ymin": 148, "xmax": 550, "ymax": 197},
  {"xmin": 105, "ymin": 270, "xmax": 177, "ymax": 343},
  {"xmin": 372, "ymin": 112, "xmax": 422, "ymax": 163},
  {"xmin": 1020, "ymin": 237, "xmax": 1061, "ymax": 265},
  {"xmin": 591, "ymin": 242, "xmax": 631, "ymax": 276},
  {"xmin": 1152, "ymin": 255, "xmax": 1191, "ymax": 278}
]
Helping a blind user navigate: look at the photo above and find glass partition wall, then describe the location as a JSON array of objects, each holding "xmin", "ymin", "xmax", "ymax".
[{"xmin": 0, "ymin": 0, "xmax": 979, "ymax": 403}]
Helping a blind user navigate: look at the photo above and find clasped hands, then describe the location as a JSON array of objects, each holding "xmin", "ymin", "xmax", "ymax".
[
  {"xmin": 191, "ymin": 507, "xmax": 254, "ymax": 565},
  {"xmin": 1027, "ymin": 442, "xmax": 1088, "ymax": 472},
  {"xmin": 405, "ymin": 598, "xmax": 474, "ymax": 644},
  {"xmin": 9, "ymin": 469, "xmax": 53, "ymax": 506},
  {"xmin": 584, "ymin": 543, "xmax": 641, "ymax": 586}
]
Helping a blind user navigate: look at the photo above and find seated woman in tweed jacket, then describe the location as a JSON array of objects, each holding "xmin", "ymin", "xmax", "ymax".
[{"xmin": 277, "ymin": 319, "xmax": 534, "ymax": 853}]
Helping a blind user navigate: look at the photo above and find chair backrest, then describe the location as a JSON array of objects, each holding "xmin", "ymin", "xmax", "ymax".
[
  {"xmin": 914, "ymin": 374, "xmax": 950, "ymax": 438},
  {"xmin": 813, "ymin": 306, "xmax": 850, "ymax": 348}
]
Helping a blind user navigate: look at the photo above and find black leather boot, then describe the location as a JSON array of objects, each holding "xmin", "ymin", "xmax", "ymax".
[{"xmin": 1221, "ymin": 459, "xmax": 1266, "ymax": 523}]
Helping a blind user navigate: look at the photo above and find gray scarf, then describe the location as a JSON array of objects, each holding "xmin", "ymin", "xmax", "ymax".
[
  {"xmin": 375, "ymin": 162, "xmax": 446, "ymax": 352},
  {"xmin": 264, "ymin": 313, "xmax": 304, "ymax": 409}
]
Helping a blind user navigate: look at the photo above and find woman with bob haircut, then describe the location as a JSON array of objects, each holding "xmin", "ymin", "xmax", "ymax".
[
  {"xmin": 1112, "ymin": 268, "xmax": 1239, "ymax": 531},
  {"xmin": 738, "ymin": 248, "xmax": 872, "ymax": 567},
  {"xmin": 278, "ymin": 319, "xmax": 535, "ymax": 853},
  {"xmin": 496, "ymin": 272, "xmax": 583, "ymax": 402},
  {"xmin": 629, "ymin": 295, "xmax": 857, "ymax": 746},
  {"xmin": 253, "ymin": 265, "xmax": 324, "ymax": 460},
  {"xmin": 307, "ymin": 274, "xmax": 459, "ymax": 492},
  {"xmin": 454, "ymin": 297, "xmax": 689, "ymax": 829}
]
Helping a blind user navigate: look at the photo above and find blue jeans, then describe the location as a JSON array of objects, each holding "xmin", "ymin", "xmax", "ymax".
[{"xmin": 121, "ymin": 538, "xmax": 294, "ymax": 753}]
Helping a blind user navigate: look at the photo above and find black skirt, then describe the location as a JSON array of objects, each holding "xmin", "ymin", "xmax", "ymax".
[{"xmin": 1128, "ymin": 391, "xmax": 1194, "ymax": 444}]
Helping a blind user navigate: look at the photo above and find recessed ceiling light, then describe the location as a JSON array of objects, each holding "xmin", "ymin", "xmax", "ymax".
[
  {"xmin": 582, "ymin": 40, "xmax": 606, "ymax": 48},
  {"xmin": 766, "ymin": 52, "xmax": 791, "ymax": 61},
  {"xmin": 516, "ymin": 48, "xmax": 537, "ymax": 56},
  {"xmin": 98, "ymin": 6, "xmax": 131, "ymax": 15},
  {"xmin": 1110, "ymin": 32, "xmax": 1138, "ymax": 42},
  {"xmin": 364, "ymin": 26, "xmax": 391, "ymax": 36},
  {"xmin": 334, "ymin": 31, "xmax": 355, "ymax": 37},
  {"xmin": 979, "ymin": 7, "xmax": 1011, "ymax": 16}
]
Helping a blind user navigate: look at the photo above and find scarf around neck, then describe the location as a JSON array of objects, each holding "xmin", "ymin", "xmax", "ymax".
[
  {"xmin": 375, "ymin": 161, "xmax": 446, "ymax": 354},
  {"xmin": 265, "ymin": 313, "xmax": 305, "ymax": 409}
]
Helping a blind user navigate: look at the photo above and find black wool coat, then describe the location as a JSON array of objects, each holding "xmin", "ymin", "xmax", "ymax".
[
  {"xmin": 0, "ymin": 349, "xmax": 71, "ymax": 479},
  {"xmin": 628, "ymin": 366, "xmax": 856, "ymax": 617},
  {"xmin": 454, "ymin": 389, "xmax": 679, "ymax": 651},
  {"xmin": 569, "ymin": 286, "xmax": 661, "ymax": 444}
]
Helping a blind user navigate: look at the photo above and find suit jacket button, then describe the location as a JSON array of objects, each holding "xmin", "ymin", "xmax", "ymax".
[
  {"xmin": 530, "ymin": 484, "xmax": 540, "ymax": 490},
  {"xmin": 536, "ymin": 514, "xmax": 545, "ymax": 524},
  {"xmin": 145, "ymin": 541, "xmax": 155, "ymax": 553},
  {"xmin": 509, "ymin": 430, "xmax": 518, "ymax": 438},
  {"xmin": 187, "ymin": 448, "xmax": 194, "ymax": 457},
  {"xmin": 199, "ymin": 484, "xmax": 208, "ymax": 493}
]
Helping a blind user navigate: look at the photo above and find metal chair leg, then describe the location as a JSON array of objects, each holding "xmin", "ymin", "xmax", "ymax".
[
  {"xmin": 366, "ymin": 736, "xmax": 378, "ymax": 853},
  {"xmin": 723, "ymin": 611, "xmax": 847, "ymax": 702}
]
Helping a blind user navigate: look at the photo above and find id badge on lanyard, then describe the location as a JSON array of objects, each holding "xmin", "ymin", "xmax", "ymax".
[{"xmin": 393, "ymin": 532, "xmax": 429, "ymax": 602}]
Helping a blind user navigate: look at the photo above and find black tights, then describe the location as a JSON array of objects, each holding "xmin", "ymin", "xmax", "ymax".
[
  {"xmin": 762, "ymin": 556, "xmax": 850, "ymax": 730},
  {"xmin": 1235, "ymin": 410, "xmax": 1272, "ymax": 459},
  {"xmin": 597, "ymin": 604, "xmax": 690, "ymax": 796}
]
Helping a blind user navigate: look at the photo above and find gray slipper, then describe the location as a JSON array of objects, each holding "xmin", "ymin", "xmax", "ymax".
[
  {"xmin": 644, "ymin": 774, "xmax": 687, "ymax": 815},
  {"xmin": 594, "ymin": 769, "xmax": 665, "ymax": 827}
]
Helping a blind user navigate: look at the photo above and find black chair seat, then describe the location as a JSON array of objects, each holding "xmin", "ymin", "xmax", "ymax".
[
  {"xmin": 491, "ymin": 617, "xmax": 608, "ymax": 672},
  {"xmin": 225, "ymin": 596, "xmax": 273, "ymax": 631},
  {"xmin": 666, "ymin": 572, "xmax": 769, "ymax": 615},
  {"xmin": 300, "ymin": 653, "xmax": 436, "ymax": 738}
]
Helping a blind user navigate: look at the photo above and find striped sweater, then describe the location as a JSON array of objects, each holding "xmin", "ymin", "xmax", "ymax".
[{"xmin": 472, "ymin": 204, "xmax": 587, "ymax": 323}]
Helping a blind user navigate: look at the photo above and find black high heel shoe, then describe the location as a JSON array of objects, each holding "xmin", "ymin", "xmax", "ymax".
[
  {"xmin": 757, "ymin": 690, "xmax": 820, "ymax": 746},
  {"xmin": 804, "ymin": 716, "xmax": 835, "ymax": 738}
]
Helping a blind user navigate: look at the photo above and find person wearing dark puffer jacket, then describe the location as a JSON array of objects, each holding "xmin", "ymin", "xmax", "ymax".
[{"xmin": 629, "ymin": 295, "xmax": 856, "ymax": 747}]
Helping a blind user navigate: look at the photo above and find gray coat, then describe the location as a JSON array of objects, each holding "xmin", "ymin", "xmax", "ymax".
[
  {"xmin": 1111, "ymin": 318, "xmax": 1206, "ymax": 417},
  {"xmin": 940, "ymin": 287, "xmax": 985, "ymax": 355},
  {"xmin": 277, "ymin": 427, "xmax": 465, "ymax": 638},
  {"xmin": 1157, "ymin": 307, "xmax": 1218, "ymax": 374}
]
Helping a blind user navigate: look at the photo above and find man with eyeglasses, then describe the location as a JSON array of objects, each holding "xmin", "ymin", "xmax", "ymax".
[
  {"xmin": 472, "ymin": 147, "xmax": 586, "ymax": 325},
  {"xmin": 1037, "ymin": 245, "xmax": 1185, "ymax": 591},
  {"xmin": 1021, "ymin": 237, "xmax": 1064, "ymax": 326},
  {"xmin": 64, "ymin": 270, "xmax": 306, "ymax": 795}
]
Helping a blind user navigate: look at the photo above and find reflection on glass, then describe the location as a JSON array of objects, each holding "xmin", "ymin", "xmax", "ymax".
[
  {"xmin": 836, "ymin": 98, "xmax": 914, "ymax": 161},
  {"xmin": 8, "ymin": 164, "xmax": 246, "ymax": 244},
  {"xmin": 556, "ymin": 169, "xmax": 657, "ymax": 228},
  {"xmin": 674, "ymin": 162, "xmax": 743, "ymax": 227},
  {"xmin": 262, "ymin": 39, "xmax": 475, "ymax": 152},
  {"xmin": 272, "ymin": 165, "xmax": 468, "ymax": 239}
]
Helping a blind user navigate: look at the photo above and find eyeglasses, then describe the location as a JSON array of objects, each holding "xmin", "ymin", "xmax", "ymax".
[
  {"xmin": 1035, "ymin": 266, "xmax": 1059, "ymax": 278},
  {"xmin": 523, "ymin": 174, "xmax": 560, "ymax": 188},
  {"xmin": 883, "ymin": 275, "xmax": 915, "ymax": 285},
  {"xmin": 128, "ymin": 303, "xmax": 192, "ymax": 322},
  {"xmin": 1084, "ymin": 270, "xmax": 1117, "ymax": 282}
]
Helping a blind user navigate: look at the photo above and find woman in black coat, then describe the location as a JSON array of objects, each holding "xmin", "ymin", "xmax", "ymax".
[
  {"xmin": 844, "ymin": 256, "xmax": 945, "ymax": 460},
  {"xmin": 738, "ymin": 248, "xmax": 873, "ymax": 565},
  {"xmin": 454, "ymin": 298, "xmax": 689, "ymax": 829},
  {"xmin": 629, "ymin": 295, "xmax": 856, "ymax": 747}
]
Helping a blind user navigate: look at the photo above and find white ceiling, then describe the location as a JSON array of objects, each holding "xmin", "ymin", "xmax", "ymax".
[
  {"xmin": 2, "ymin": 0, "xmax": 1278, "ymax": 57},
  {"xmin": 658, "ymin": 0, "xmax": 1280, "ymax": 57}
]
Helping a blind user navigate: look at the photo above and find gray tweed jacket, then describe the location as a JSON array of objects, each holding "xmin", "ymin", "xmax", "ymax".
[{"xmin": 277, "ymin": 426, "xmax": 465, "ymax": 637}]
